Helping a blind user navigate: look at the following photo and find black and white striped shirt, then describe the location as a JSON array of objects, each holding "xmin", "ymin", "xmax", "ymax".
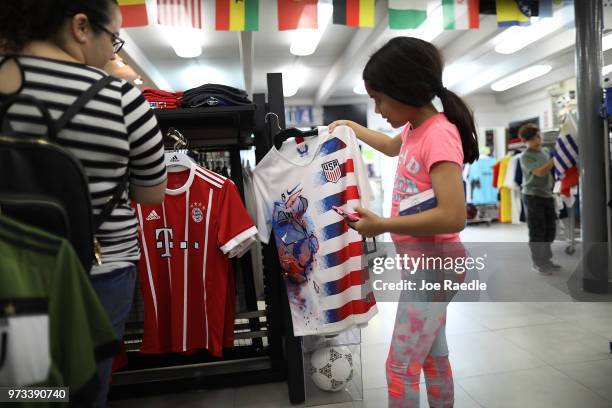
[{"xmin": 0, "ymin": 55, "xmax": 167, "ymax": 275}]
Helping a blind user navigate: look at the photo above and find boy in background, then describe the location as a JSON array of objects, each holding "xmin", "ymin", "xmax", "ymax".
[{"xmin": 519, "ymin": 123, "xmax": 562, "ymax": 275}]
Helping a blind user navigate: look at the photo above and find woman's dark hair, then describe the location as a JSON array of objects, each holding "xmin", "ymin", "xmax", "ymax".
[
  {"xmin": 518, "ymin": 123, "xmax": 540, "ymax": 141},
  {"xmin": 363, "ymin": 37, "xmax": 479, "ymax": 164},
  {"xmin": 0, "ymin": 0, "xmax": 119, "ymax": 53}
]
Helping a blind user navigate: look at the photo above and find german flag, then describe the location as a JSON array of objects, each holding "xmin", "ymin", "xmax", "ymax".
[
  {"xmin": 216, "ymin": 0, "xmax": 259, "ymax": 31},
  {"xmin": 118, "ymin": 0, "xmax": 149, "ymax": 28},
  {"xmin": 332, "ymin": 0, "xmax": 375, "ymax": 27}
]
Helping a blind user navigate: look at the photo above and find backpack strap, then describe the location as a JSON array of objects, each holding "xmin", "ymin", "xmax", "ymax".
[
  {"xmin": 0, "ymin": 94, "xmax": 58, "ymax": 140},
  {"xmin": 93, "ymin": 171, "xmax": 129, "ymax": 231},
  {"xmin": 54, "ymin": 75, "xmax": 115, "ymax": 132},
  {"xmin": 51, "ymin": 75, "xmax": 127, "ymax": 233}
]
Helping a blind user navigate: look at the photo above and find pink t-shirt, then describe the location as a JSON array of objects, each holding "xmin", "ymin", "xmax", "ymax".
[{"xmin": 390, "ymin": 113, "xmax": 464, "ymax": 243}]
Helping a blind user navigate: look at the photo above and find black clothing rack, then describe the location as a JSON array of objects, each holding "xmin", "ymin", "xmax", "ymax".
[{"xmin": 108, "ymin": 73, "xmax": 305, "ymax": 403}]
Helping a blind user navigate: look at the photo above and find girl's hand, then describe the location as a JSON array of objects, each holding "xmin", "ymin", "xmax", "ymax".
[
  {"xmin": 348, "ymin": 206, "xmax": 386, "ymax": 238},
  {"xmin": 328, "ymin": 120, "xmax": 355, "ymax": 134}
]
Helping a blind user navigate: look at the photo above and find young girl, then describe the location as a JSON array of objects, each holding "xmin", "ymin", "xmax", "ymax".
[{"xmin": 329, "ymin": 37, "xmax": 478, "ymax": 408}]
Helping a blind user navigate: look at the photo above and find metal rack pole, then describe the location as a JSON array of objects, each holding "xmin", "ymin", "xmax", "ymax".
[
  {"xmin": 264, "ymin": 72, "xmax": 306, "ymax": 404},
  {"xmin": 575, "ymin": 0, "xmax": 610, "ymax": 292}
]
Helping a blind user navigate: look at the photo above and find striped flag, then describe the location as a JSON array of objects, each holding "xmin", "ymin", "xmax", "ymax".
[
  {"xmin": 553, "ymin": 113, "xmax": 579, "ymax": 178},
  {"xmin": 442, "ymin": 0, "xmax": 479, "ymax": 30},
  {"xmin": 388, "ymin": 0, "xmax": 428, "ymax": 29},
  {"xmin": 216, "ymin": 0, "xmax": 259, "ymax": 31},
  {"xmin": 278, "ymin": 0, "xmax": 319, "ymax": 31},
  {"xmin": 157, "ymin": 0, "xmax": 204, "ymax": 28},
  {"xmin": 495, "ymin": 0, "xmax": 531, "ymax": 27},
  {"xmin": 332, "ymin": 0, "xmax": 375, "ymax": 28},
  {"xmin": 118, "ymin": 0, "xmax": 149, "ymax": 27}
]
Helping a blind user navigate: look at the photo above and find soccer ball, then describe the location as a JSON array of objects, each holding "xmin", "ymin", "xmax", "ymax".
[{"xmin": 309, "ymin": 346, "xmax": 354, "ymax": 392}]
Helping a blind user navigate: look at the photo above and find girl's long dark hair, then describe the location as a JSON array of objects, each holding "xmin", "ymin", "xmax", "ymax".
[{"xmin": 363, "ymin": 37, "xmax": 479, "ymax": 163}]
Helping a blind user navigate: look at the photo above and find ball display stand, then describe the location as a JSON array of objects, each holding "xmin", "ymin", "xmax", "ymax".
[{"xmin": 301, "ymin": 328, "xmax": 363, "ymax": 407}]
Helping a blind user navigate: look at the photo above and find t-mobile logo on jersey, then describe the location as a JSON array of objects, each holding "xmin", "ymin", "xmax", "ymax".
[
  {"xmin": 155, "ymin": 228, "xmax": 201, "ymax": 258},
  {"xmin": 155, "ymin": 228, "xmax": 174, "ymax": 257}
]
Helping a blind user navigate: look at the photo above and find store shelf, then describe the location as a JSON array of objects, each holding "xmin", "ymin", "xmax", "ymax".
[
  {"xmin": 154, "ymin": 105, "xmax": 256, "ymax": 148},
  {"xmin": 109, "ymin": 356, "xmax": 283, "ymax": 399}
]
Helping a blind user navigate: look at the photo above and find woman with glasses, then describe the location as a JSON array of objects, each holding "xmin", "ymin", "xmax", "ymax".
[{"xmin": 0, "ymin": 1, "xmax": 167, "ymax": 406}]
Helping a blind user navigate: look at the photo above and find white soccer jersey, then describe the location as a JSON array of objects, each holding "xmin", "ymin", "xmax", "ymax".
[{"xmin": 253, "ymin": 126, "xmax": 377, "ymax": 336}]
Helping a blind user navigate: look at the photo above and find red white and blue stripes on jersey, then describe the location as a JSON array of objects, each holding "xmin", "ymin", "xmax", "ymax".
[{"xmin": 311, "ymin": 136, "xmax": 376, "ymax": 328}]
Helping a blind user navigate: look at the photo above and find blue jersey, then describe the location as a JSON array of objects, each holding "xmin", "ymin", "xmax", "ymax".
[{"xmin": 467, "ymin": 156, "xmax": 498, "ymax": 205}]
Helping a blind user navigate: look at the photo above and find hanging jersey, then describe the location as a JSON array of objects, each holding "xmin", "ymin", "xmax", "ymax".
[
  {"xmin": 467, "ymin": 155, "xmax": 498, "ymax": 205},
  {"xmin": 253, "ymin": 126, "xmax": 377, "ymax": 336},
  {"xmin": 135, "ymin": 164, "xmax": 257, "ymax": 356}
]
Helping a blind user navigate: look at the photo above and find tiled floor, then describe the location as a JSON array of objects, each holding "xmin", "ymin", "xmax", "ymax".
[{"xmin": 109, "ymin": 224, "xmax": 612, "ymax": 407}]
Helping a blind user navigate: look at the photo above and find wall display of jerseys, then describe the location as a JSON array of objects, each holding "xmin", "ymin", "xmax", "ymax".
[
  {"xmin": 143, "ymin": 84, "xmax": 252, "ymax": 110},
  {"xmin": 134, "ymin": 153, "xmax": 257, "ymax": 356},
  {"xmin": 465, "ymin": 155, "xmax": 498, "ymax": 205},
  {"xmin": 0, "ymin": 215, "xmax": 118, "ymax": 404},
  {"xmin": 252, "ymin": 125, "xmax": 378, "ymax": 336},
  {"xmin": 493, "ymin": 151, "xmax": 525, "ymax": 224}
]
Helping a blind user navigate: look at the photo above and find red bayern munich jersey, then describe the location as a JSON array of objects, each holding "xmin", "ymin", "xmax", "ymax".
[{"xmin": 135, "ymin": 164, "xmax": 257, "ymax": 356}]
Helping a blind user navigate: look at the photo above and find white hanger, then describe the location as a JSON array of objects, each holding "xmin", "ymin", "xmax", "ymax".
[
  {"xmin": 164, "ymin": 127, "xmax": 194, "ymax": 172},
  {"xmin": 165, "ymin": 151, "xmax": 195, "ymax": 173}
]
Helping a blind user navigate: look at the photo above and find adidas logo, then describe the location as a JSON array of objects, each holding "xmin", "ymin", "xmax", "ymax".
[
  {"xmin": 169, "ymin": 155, "xmax": 180, "ymax": 163},
  {"xmin": 146, "ymin": 210, "xmax": 161, "ymax": 221}
]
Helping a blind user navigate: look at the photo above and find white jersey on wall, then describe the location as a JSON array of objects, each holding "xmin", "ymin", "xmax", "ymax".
[{"xmin": 253, "ymin": 126, "xmax": 377, "ymax": 336}]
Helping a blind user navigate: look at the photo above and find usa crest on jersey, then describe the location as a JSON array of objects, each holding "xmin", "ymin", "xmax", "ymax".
[{"xmin": 322, "ymin": 159, "xmax": 341, "ymax": 183}]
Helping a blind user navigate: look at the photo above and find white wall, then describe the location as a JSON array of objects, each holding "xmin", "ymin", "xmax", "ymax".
[{"xmin": 503, "ymin": 90, "xmax": 554, "ymax": 131}]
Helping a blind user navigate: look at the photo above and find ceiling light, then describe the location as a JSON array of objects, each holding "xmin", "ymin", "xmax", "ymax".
[
  {"xmin": 443, "ymin": 62, "xmax": 479, "ymax": 88},
  {"xmin": 290, "ymin": 2, "xmax": 333, "ymax": 56},
  {"xmin": 494, "ymin": 19, "xmax": 557, "ymax": 54},
  {"xmin": 283, "ymin": 68, "xmax": 307, "ymax": 97},
  {"xmin": 164, "ymin": 27, "xmax": 202, "ymax": 58},
  {"xmin": 493, "ymin": 5, "xmax": 573, "ymax": 54},
  {"xmin": 491, "ymin": 65, "xmax": 552, "ymax": 92},
  {"xmin": 353, "ymin": 82, "xmax": 367, "ymax": 95}
]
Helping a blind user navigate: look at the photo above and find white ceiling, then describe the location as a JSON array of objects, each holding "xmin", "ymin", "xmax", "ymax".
[{"xmin": 120, "ymin": 0, "xmax": 579, "ymax": 107}]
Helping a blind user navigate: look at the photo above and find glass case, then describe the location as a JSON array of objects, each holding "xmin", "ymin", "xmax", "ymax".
[{"xmin": 301, "ymin": 328, "xmax": 363, "ymax": 406}]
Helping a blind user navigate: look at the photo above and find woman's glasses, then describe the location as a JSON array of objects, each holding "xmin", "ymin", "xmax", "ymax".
[{"xmin": 91, "ymin": 21, "xmax": 125, "ymax": 54}]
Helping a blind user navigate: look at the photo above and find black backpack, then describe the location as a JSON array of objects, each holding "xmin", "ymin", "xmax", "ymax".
[{"xmin": 0, "ymin": 76, "xmax": 128, "ymax": 272}]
